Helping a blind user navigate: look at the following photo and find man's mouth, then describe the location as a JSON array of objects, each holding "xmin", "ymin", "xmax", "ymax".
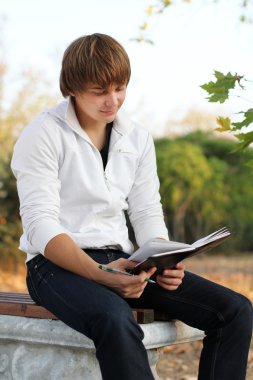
[{"xmin": 100, "ymin": 110, "xmax": 116, "ymax": 115}]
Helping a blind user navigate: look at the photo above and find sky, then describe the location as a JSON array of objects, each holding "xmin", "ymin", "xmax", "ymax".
[{"xmin": 1, "ymin": 0, "xmax": 253, "ymax": 136}]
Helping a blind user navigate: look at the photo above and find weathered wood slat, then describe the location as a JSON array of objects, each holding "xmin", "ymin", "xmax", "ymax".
[
  {"xmin": 132, "ymin": 308, "xmax": 154, "ymax": 324},
  {"xmin": 0, "ymin": 302, "xmax": 58, "ymax": 320},
  {"xmin": 0, "ymin": 292, "xmax": 159, "ymax": 324}
]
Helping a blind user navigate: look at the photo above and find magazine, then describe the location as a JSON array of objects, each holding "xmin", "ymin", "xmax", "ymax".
[{"xmin": 128, "ymin": 227, "xmax": 231, "ymax": 274}]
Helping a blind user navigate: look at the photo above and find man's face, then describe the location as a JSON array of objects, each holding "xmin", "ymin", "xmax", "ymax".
[{"xmin": 73, "ymin": 83, "xmax": 127, "ymax": 126}]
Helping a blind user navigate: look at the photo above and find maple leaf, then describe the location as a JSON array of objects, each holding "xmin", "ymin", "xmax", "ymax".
[
  {"xmin": 232, "ymin": 108, "xmax": 253, "ymax": 130},
  {"xmin": 200, "ymin": 71, "xmax": 238, "ymax": 103},
  {"xmin": 234, "ymin": 131, "xmax": 253, "ymax": 150},
  {"xmin": 216, "ymin": 116, "xmax": 231, "ymax": 132}
]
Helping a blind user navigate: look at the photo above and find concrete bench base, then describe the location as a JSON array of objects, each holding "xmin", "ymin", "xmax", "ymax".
[{"xmin": 0, "ymin": 314, "xmax": 204, "ymax": 379}]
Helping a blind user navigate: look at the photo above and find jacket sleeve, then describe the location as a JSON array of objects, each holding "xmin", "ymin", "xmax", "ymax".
[
  {"xmin": 11, "ymin": 119, "xmax": 69, "ymax": 254},
  {"xmin": 127, "ymin": 132, "xmax": 169, "ymax": 247}
]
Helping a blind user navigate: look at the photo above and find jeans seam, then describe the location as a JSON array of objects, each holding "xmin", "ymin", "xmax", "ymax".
[
  {"xmin": 27, "ymin": 271, "xmax": 43, "ymax": 305},
  {"xmin": 210, "ymin": 327, "xmax": 222, "ymax": 380},
  {"xmin": 162, "ymin": 293, "xmax": 225, "ymax": 380}
]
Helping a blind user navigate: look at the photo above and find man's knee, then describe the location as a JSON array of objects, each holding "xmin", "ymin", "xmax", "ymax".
[
  {"xmin": 223, "ymin": 293, "xmax": 253, "ymax": 341},
  {"xmin": 236, "ymin": 295, "xmax": 253, "ymax": 330}
]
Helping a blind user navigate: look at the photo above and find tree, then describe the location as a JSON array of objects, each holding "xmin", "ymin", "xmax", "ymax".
[
  {"xmin": 155, "ymin": 138, "xmax": 229, "ymax": 242},
  {"xmin": 133, "ymin": 0, "xmax": 253, "ymax": 44},
  {"xmin": 0, "ymin": 55, "xmax": 57, "ymax": 265},
  {"xmin": 155, "ymin": 132, "xmax": 253, "ymax": 251},
  {"xmin": 179, "ymin": 131, "xmax": 253, "ymax": 250},
  {"xmin": 134, "ymin": 1, "xmax": 253, "ymax": 156}
]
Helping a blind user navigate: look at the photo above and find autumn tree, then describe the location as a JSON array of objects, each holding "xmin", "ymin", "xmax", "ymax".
[{"xmin": 0, "ymin": 50, "xmax": 57, "ymax": 264}]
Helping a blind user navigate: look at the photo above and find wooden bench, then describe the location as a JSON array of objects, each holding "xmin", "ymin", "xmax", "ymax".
[{"xmin": 0, "ymin": 291, "xmax": 163, "ymax": 323}]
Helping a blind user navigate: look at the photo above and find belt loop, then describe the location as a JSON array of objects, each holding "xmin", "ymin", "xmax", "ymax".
[{"xmin": 105, "ymin": 250, "xmax": 115, "ymax": 263}]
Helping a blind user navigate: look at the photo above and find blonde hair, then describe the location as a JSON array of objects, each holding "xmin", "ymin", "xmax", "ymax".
[{"xmin": 60, "ymin": 33, "xmax": 131, "ymax": 97}]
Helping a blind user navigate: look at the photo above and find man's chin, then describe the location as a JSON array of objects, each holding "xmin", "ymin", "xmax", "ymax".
[{"xmin": 102, "ymin": 113, "xmax": 116, "ymax": 122}]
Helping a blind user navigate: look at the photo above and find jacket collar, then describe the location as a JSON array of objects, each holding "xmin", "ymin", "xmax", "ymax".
[{"xmin": 64, "ymin": 97, "xmax": 134, "ymax": 141}]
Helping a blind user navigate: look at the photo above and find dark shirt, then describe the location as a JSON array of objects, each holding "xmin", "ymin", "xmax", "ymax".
[{"xmin": 100, "ymin": 122, "xmax": 113, "ymax": 170}]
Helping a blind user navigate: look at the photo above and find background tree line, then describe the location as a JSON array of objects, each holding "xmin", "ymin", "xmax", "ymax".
[
  {"xmin": 1, "ymin": 116, "xmax": 253, "ymax": 266},
  {"xmin": 0, "ymin": 60, "xmax": 57, "ymax": 266},
  {"xmin": 155, "ymin": 131, "xmax": 253, "ymax": 251}
]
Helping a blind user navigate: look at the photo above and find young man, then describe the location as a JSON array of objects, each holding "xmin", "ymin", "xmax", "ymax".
[{"xmin": 11, "ymin": 33, "xmax": 252, "ymax": 380}]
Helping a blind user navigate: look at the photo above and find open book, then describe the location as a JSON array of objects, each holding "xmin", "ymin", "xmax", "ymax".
[{"xmin": 128, "ymin": 227, "xmax": 231, "ymax": 274}]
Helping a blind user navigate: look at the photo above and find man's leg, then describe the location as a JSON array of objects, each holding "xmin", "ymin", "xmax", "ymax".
[
  {"xmin": 127, "ymin": 271, "xmax": 253, "ymax": 380},
  {"xmin": 26, "ymin": 254, "xmax": 155, "ymax": 380}
]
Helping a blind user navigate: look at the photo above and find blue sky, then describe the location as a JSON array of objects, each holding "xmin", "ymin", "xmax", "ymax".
[{"xmin": 1, "ymin": 0, "xmax": 253, "ymax": 135}]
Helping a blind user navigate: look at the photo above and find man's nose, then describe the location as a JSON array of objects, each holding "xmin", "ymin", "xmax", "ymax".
[{"xmin": 105, "ymin": 91, "xmax": 118, "ymax": 107}]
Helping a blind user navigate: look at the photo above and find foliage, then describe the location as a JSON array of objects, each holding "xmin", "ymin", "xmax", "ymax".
[
  {"xmin": 201, "ymin": 71, "xmax": 253, "ymax": 153},
  {"xmin": 132, "ymin": 0, "xmax": 191, "ymax": 44},
  {"xmin": 0, "ymin": 60, "xmax": 57, "ymax": 265},
  {"xmin": 154, "ymin": 132, "xmax": 253, "ymax": 251},
  {"xmin": 134, "ymin": 1, "xmax": 253, "ymax": 157},
  {"xmin": 155, "ymin": 137, "xmax": 229, "ymax": 243},
  {"xmin": 133, "ymin": 0, "xmax": 252, "ymax": 45},
  {"xmin": 200, "ymin": 71, "xmax": 241, "ymax": 104}
]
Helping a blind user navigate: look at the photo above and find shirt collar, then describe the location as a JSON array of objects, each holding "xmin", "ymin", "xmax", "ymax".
[{"xmin": 64, "ymin": 96, "xmax": 134, "ymax": 138}]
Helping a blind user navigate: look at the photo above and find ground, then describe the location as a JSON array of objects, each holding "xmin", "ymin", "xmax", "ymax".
[{"xmin": 156, "ymin": 254, "xmax": 253, "ymax": 380}]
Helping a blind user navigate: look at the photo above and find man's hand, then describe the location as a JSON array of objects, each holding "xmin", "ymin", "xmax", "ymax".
[
  {"xmin": 156, "ymin": 262, "xmax": 185, "ymax": 291},
  {"xmin": 101, "ymin": 258, "xmax": 157, "ymax": 299}
]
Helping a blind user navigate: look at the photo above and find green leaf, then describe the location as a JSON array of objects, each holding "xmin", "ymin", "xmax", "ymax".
[
  {"xmin": 232, "ymin": 108, "xmax": 253, "ymax": 130},
  {"xmin": 200, "ymin": 71, "xmax": 238, "ymax": 103},
  {"xmin": 234, "ymin": 131, "xmax": 253, "ymax": 150},
  {"xmin": 216, "ymin": 116, "xmax": 231, "ymax": 131}
]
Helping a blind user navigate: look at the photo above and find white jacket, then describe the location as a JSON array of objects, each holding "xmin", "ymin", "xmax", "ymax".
[{"xmin": 11, "ymin": 98, "xmax": 169, "ymax": 262}]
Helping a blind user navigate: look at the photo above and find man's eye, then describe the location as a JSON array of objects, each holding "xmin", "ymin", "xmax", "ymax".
[{"xmin": 92, "ymin": 91, "xmax": 104, "ymax": 95}]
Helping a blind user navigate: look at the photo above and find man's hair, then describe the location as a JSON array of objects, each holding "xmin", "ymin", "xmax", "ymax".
[{"xmin": 60, "ymin": 33, "xmax": 131, "ymax": 97}]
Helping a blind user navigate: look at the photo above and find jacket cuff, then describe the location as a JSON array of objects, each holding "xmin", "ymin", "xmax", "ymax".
[
  {"xmin": 29, "ymin": 220, "xmax": 69, "ymax": 254},
  {"xmin": 136, "ymin": 224, "xmax": 169, "ymax": 247}
]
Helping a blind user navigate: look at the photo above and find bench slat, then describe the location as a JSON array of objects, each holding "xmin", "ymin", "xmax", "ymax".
[
  {"xmin": 0, "ymin": 302, "xmax": 58, "ymax": 320},
  {"xmin": 0, "ymin": 292, "xmax": 156, "ymax": 323}
]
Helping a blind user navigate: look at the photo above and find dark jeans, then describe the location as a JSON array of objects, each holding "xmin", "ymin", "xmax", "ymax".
[{"xmin": 26, "ymin": 249, "xmax": 253, "ymax": 380}]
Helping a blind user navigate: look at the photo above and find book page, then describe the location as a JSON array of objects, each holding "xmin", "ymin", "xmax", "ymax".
[
  {"xmin": 129, "ymin": 238, "xmax": 191, "ymax": 262},
  {"xmin": 191, "ymin": 227, "xmax": 230, "ymax": 248},
  {"xmin": 129, "ymin": 227, "xmax": 231, "ymax": 263}
]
